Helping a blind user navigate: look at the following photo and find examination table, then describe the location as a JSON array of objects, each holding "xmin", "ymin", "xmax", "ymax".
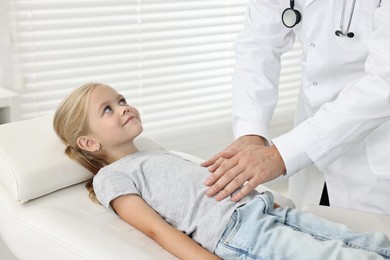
[{"xmin": 0, "ymin": 116, "xmax": 389, "ymax": 260}]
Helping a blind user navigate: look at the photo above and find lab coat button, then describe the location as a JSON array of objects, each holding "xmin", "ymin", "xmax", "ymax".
[
  {"xmin": 310, "ymin": 43, "xmax": 316, "ymax": 47},
  {"xmin": 312, "ymin": 82, "xmax": 318, "ymax": 86}
]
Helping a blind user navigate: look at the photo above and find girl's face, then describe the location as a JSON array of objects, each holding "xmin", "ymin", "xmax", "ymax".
[{"xmin": 86, "ymin": 84, "xmax": 143, "ymax": 161}]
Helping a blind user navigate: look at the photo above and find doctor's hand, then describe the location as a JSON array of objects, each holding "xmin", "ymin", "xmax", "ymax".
[
  {"xmin": 201, "ymin": 135, "xmax": 267, "ymax": 172},
  {"xmin": 203, "ymin": 144, "xmax": 286, "ymax": 202}
]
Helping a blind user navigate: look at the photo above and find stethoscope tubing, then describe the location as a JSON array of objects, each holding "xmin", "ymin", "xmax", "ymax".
[{"xmin": 339, "ymin": 0, "xmax": 357, "ymax": 36}]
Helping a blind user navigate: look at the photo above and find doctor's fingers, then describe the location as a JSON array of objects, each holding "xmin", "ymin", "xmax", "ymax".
[
  {"xmin": 230, "ymin": 167, "xmax": 281, "ymax": 202},
  {"xmin": 201, "ymin": 150, "xmax": 232, "ymax": 169},
  {"xmin": 205, "ymin": 157, "xmax": 225, "ymax": 173},
  {"xmin": 201, "ymin": 154, "xmax": 223, "ymax": 170},
  {"xmin": 231, "ymin": 177, "xmax": 261, "ymax": 202},
  {"xmin": 201, "ymin": 144, "xmax": 240, "ymax": 169},
  {"xmin": 205, "ymin": 163, "xmax": 248, "ymax": 200},
  {"xmin": 229, "ymin": 165, "xmax": 281, "ymax": 202},
  {"xmin": 202, "ymin": 150, "xmax": 240, "ymax": 174},
  {"xmin": 214, "ymin": 167, "xmax": 252, "ymax": 202},
  {"xmin": 204, "ymin": 152, "xmax": 237, "ymax": 187},
  {"xmin": 232, "ymin": 158, "xmax": 285, "ymax": 202}
]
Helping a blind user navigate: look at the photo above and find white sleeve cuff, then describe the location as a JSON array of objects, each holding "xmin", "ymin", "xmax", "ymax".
[
  {"xmin": 233, "ymin": 119, "xmax": 269, "ymax": 141},
  {"xmin": 272, "ymin": 124, "xmax": 314, "ymax": 177}
]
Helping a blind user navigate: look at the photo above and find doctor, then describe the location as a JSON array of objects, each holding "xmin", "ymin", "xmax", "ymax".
[{"xmin": 202, "ymin": 0, "xmax": 390, "ymax": 215}]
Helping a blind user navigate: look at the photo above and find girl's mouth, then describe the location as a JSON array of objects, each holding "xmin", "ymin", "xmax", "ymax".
[{"xmin": 123, "ymin": 115, "xmax": 135, "ymax": 126}]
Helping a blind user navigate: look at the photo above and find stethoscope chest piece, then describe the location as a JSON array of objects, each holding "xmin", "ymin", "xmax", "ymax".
[
  {"xmin": 282, "ymin": 0, "xmax": 301, "ymax": 28},
  {"xmin": 282, "ymin": 8, "xmax": 301, "ymax": 28}
]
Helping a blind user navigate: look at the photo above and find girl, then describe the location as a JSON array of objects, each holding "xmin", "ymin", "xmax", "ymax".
[{"xmin": 53, "ymin": 82, "xmax": 390, "ymax": 260}]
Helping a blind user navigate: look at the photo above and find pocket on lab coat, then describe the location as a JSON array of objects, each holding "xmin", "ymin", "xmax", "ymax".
[{"xmin": 365, "ymin": 121, "xmax": 390, "ymax": 179}]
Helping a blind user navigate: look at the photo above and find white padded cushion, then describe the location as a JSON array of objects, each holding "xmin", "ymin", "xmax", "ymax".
[
  {"xmin": 0, "ymin": 115, "xmax": 164, "ymax": 203},
  {"xmin": 0, "ymin": 116, "xmax": 92, "ymax": 203}
]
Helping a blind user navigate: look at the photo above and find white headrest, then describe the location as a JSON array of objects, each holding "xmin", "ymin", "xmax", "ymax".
[{"xmin": 0, "ymin": 115, "xmax": 164, "ymax": 203}]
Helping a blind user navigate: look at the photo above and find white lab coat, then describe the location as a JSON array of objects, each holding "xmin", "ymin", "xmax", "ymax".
[{"xmin": 232, "ymin": 0, "xmax": 390, "ymax": 215}]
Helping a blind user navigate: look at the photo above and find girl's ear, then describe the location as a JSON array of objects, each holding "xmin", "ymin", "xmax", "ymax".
[{"xmin": 77, "ymin": 136, "xmax": 100, "ymax": 152}]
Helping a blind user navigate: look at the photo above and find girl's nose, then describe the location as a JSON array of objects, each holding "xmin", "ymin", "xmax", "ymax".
[{"xmin": 122, "ymin": 107, "xmax": 130, "ymax": 115}]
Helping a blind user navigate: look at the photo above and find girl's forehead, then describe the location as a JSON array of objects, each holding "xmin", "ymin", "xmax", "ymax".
[
  {"xmin": 87, "ymin": 85, "xmax": 118, "ymax": 110},
  {"xmin": 90, "ymin": 85, "xmax": 117, "ymax": 100},
  {"xmin": 93, "ymin": 84, "xmax": 117, "ymax": 95}
]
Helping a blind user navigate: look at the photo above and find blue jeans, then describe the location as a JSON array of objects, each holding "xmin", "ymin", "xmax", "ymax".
[{"xmin": 214, "ymin": 192, "xmax": 390, "ymax": 260}]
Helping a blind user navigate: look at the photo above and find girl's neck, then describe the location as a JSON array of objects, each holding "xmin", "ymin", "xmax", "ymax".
[{"xmin": 106, "ymin": 142, "xmax": 139, "ymax": 164}]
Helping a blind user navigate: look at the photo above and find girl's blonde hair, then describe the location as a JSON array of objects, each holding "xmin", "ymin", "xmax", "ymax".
[{"xmin": 53, "ymin": 82, "xmax": 108, "ymax": 202}]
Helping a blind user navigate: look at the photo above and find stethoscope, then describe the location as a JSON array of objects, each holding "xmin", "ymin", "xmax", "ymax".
[{"xmin": 281, "ymin": 0, "xmax": 356, "ymax": 38}]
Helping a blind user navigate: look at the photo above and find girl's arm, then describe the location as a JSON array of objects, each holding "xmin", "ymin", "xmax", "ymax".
[{"xmin": 111, "ymin": 194, "xmax": 220, "ymax": 260}]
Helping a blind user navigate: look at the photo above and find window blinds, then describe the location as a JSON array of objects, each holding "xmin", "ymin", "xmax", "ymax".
[{"xmin": 2, "ymin": 0, "xmax": 301, "ymax": 158}]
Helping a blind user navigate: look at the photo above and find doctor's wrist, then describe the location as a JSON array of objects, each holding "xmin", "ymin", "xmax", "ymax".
[
  {"xmin": 240, "ymin": 134, "xmax": 268, "ymax": 146},
  {"xmin": 269, "ymin": 145, "xmax": 287, "ymax": 176}
]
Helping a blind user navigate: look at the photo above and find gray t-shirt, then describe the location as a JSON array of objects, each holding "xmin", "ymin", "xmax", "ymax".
[{"xmin": 93, "ymin": 150, "xmax": 259, "ymax": 251}]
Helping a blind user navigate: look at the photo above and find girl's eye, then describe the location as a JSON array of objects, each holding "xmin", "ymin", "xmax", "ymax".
[
  {"xmin": 119, "ymin": 98, "xmax": 127, "ymax": 105},
  {"xmin": 103, "ymin": 106, "xmax": 113, "ymax": 113}
]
